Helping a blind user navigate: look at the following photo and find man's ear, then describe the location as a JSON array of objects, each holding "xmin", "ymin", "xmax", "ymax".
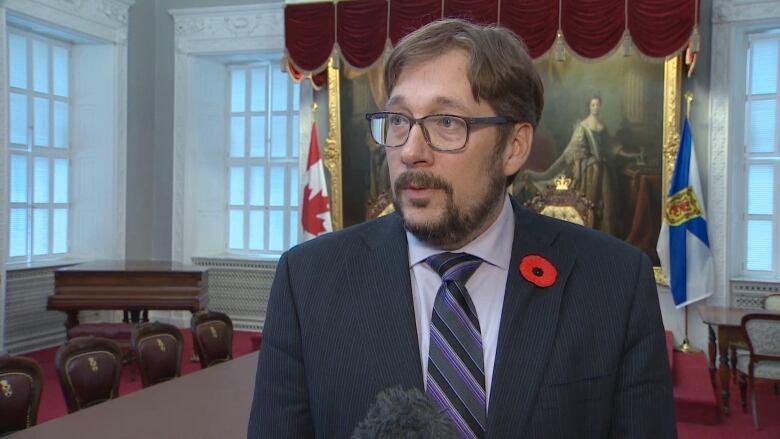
[{"xmin": 503, "ymin": 122, "xmax": 533, "ymax": 177}]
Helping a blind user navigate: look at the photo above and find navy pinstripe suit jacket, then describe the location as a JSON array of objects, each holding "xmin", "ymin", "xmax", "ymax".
[{"xmin": 248, "ymin": 200, "xmax": 677, "ymax": 438}]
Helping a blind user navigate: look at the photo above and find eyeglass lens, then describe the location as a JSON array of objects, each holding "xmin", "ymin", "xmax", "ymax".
[{"xmin": 369, "ymin": 114, "xmax": 468, "ymax": 151}]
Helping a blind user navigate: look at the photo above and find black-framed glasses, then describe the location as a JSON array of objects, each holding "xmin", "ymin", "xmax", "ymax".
[{"xmin": 365, "ymin": 112, "xmax": 513, "ymax": 152}]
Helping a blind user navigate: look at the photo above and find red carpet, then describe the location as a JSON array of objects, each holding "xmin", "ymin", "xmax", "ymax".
[
  {"xmin": 677, "ymin": 377, "xmax": 780, "ymax": 438},
  {"xmin": 673, "ymin": 350, "xmax": 720, "ymax": 425},
  {"xmin": 18, "ymin": 329, "xmax": 258, "ymax": 423},
  {"xmin": 669, "ymin": 332, "xmax": 780, "ymax": 438}
]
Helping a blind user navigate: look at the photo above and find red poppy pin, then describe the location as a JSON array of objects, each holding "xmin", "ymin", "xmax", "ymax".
[{"xmin": 519, "ymin": 255, "xmax": 557, "ymax": 288}]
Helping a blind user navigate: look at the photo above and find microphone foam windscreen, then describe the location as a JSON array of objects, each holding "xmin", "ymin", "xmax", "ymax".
[{"xmin": 351, "ymin": 386, "xmax": 458, "ymax": 439}]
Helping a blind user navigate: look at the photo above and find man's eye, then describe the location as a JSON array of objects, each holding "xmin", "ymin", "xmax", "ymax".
[
  {"xmin": 389, "ymin": 115, "xmax": 405, "ymax": 126},
  {"xmin": 439, "ymin": 117, "xmax": 454, "ymax": 128}
]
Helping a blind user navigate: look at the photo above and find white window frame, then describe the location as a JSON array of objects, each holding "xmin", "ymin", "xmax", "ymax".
[
  {"xmin": 6, "ymin": 28, "xmax": 71, "ymax": 262},
  {"xmin": 0, "ymin": 0, "xmax": 131, "ymax": 356},
  {"xmin": 226, "ymin": 62, "xmax": 301, "ymax": 256},
  {"xmin": 736, "ymin": 30, "xmax": 780, "ymax": 280},
  {"xmin": 170, "ymin": 3, "xmax": 311, "ymax": 264}
]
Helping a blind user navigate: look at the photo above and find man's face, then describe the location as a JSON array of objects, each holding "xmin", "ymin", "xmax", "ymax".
[{"xmin": 385, "ymin": 49, "xmax": 531, "ymax": 249}]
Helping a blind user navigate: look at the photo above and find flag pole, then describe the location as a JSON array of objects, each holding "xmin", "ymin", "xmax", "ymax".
[
  {"xmin": 679, "ymin": 307, "xmax": 693, "ymax": 352},
  {"xmin": 677, "ymin": 91, "xmax": 696, "ymax": 354}
]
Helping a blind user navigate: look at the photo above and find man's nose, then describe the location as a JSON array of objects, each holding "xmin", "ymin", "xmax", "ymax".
[{"xmin": 399, "ymin": 123, "xmax": 433, "ymax": 167}]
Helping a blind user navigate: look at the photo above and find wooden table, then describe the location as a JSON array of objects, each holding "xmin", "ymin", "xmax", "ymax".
[
  {"xmin": 698, "ymin": 306, "xmax": 780, "ymax": 415},
  {"xmin": 8, "ymin": 352, "xmax": 259, "ymax": 438},
  {"xmin": 48, "ymin": 260, "xmax": 209, "ymax": 330}
]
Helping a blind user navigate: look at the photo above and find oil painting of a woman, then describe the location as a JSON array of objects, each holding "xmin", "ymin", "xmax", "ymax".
[
  {"xmin": 512, "ymin": 49, "xmax": 665, "ymax": 263},
  {"xmin": 522, "ymin": 95, "xmax": 639, "ymax": 235}
]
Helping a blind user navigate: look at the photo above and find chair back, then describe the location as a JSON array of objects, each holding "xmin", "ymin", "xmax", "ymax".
[
  {"xmin": 764, "ymin": 294, "xmax": 780, "ymax": 311},
  {"xmin": 191, "ymin": 310, "xmax": 233, "ymax": 368},
  {"xmin": 131, "ymin": 322, "xmax": 183, "ymax": 388},
  {"xmin": 0, "ymin": 356, "xmax": 43, "ymax": 434},
  {"xmin": 525, "ymin": 174, "xmax": 595, "ymax": 227},
  {"xmin": 742, "ymin": 313, "xmax": 780, "ymax": 360},
  {"xmin": 55, "ymin": 337, "xmax": 122, "ymax": 413}
]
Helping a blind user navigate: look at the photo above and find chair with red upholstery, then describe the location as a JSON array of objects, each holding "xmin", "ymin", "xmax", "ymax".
[
  {"xmin": 131, "ymin": 322, "xmax": 183, "ymax": 388},
  {"xmin": 191, "ymin": 310, "xmax": 233, "ymax": 368},
  {"xmin": 67, "ymin": 322, "xmax": 134, "ymax": 351},
  {"xmin": 0, "ymin": 356, "xmax": 43, "ymax": 435},
  {"xmin": 55, "ymin": 337, "xmax": 122, "ymax": 413}
]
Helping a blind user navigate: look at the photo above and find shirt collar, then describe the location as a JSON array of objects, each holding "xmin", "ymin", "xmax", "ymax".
[{"xmin": 407, "ymin": 194, "xmax": 515, "ymax": 270}]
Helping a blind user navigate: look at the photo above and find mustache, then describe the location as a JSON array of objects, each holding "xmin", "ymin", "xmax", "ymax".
[{"xmin": 393, "ymin": 171, "xmax": 452, "ymax": 194}]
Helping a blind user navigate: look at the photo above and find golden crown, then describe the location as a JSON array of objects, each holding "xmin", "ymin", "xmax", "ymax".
[{"xmin": 554, "ymin": 174, "xmax": 572, "ymax": 190}]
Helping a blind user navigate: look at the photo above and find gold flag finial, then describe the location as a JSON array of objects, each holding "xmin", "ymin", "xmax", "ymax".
[{"xmin": 685, "ymin": 92, "xmax": 693, "ymax": 120}]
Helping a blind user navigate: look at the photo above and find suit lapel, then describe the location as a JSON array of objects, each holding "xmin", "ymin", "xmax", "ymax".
[
  {"xmin": 487, "ymin": 202, "xmax": 576, "ymax": 438},
  {"xmin": 349, "ymin": 214, "xmax": 424, "ymax": 389}
]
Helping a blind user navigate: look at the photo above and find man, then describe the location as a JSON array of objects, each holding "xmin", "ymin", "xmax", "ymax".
[{"xmin": 249, "ymin": 18, "xmax": 676, "ymax": 438}]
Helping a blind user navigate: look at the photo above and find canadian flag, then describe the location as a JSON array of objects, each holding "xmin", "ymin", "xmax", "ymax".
[{"xmin": 301, "ymin": 121, "xmax": 332, "ymax": 240}]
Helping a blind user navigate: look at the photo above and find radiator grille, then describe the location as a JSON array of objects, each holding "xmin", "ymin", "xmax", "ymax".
[
  {"xmin": 731, "ymin": 280, "xmax": 780, "ymax": 309},
  {"xmin": 191, "ymin": 257, "xmax": 277, "ymax": 331},
  {"xmin": 5, "ymin": 267, "xmax": 67, "ymax": 354}
]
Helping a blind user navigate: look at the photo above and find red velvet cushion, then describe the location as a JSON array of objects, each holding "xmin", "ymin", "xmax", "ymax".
[
  {"xmin": 64, "ymin": 351, "xmax": 119, "ymax": 409},
  {"xmin": 137, "ymin": 334, "xmax": 180, "ymax": 385},
  {"xmin": 0, "ymin": 372, "xmax": 34, "ymax": 432},
  {"xmin": 67, "ymin": 323, "xmax": 133, "ymax": 341},
  {"xmin": 196, "ymin": 321, "xmax": 231, "ymax": 366}
]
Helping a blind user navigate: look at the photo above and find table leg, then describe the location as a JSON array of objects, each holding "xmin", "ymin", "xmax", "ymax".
[
  {"xmin": 65, "ymin": 311, "xmax": 80, "ymax": 331},
  {"xmin": 707, "ymin": 325, "xmax": 717, "ymax": 387},
  {"xmin": 190, "ymin": 310, "xmax": 200, "ymax": 363},
  {"xmin": 718, "ymin": 327, "xmax": 731, "ymax": 415}
]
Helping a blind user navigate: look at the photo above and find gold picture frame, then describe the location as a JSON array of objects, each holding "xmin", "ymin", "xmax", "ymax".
[{"xmin": 324, "ymin": 54, "xmax": 683, "ymax": 279}]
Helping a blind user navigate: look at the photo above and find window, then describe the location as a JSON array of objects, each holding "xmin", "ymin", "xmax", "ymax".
[
  {"xmin": 741, "ymin": 30, "xmax": 780, "ymax": 278},
  {"xmin": 6, "ymin": 29, "xmax": 70, "ymax": 261},
  {"xmin": 226, "ymin": 63, "xmax": 301, "ymax": 255}
]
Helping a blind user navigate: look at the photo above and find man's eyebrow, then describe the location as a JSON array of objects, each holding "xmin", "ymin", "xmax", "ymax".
[
  {"xmin": 385, "ymin": 95, "xmax": 470, "ymax": 113},
  {"xmin": 432, "ymin": 96, "xmax": 469, "ymax": 114},
  {"xmin": 385, "ymin": 95, "xmax": 406, "ymax": 110}
]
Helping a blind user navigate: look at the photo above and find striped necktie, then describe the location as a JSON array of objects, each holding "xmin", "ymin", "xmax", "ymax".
[{"xmin": 426, "ymin": 252, "xmax": 485, "ymax": 439}]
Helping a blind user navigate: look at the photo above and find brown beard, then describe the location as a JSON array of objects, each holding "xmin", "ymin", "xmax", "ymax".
[{"xmin": 392, "ymin": 165, "xmax": 506, "ymax": 249}]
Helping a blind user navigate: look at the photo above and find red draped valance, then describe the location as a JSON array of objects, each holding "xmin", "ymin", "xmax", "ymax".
[{"xmin": 285, "ymin": 0, "xmax": 699, "ymax": 75}]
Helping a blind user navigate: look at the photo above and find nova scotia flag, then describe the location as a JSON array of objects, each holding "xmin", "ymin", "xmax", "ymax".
[{"xmin": 656, "ymin": 118, "xmax": 714, "ymax": 308}]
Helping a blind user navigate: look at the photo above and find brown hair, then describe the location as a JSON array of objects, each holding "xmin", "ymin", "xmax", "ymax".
[{"xmin": 384, "ymin": 18, "xmax": 544, "ymax": 131}]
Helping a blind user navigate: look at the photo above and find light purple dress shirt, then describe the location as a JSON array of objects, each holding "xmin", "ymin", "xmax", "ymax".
[{"xmin": 407, "ymin": 194, "xmax": 514, "ymax": 411}]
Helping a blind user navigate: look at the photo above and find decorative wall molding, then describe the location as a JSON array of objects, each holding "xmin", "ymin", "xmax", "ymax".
[
  {"xmin": 708, "ymin": 15, "xmax": 733, "ymax": 307},
  {"xmin": 713, "ymin": 0, "xmax": 780, "ymax": 23},
  {"xmin": 3, "ymin": 0, "xmax": 133, "ymax": 44},
  {"xmin": 170, "ymin": 4, "xmax": 284, "ymax": 55},
  {"xmin": 170, "ymin": 3, "xmax": 284, "ymax": 263}
]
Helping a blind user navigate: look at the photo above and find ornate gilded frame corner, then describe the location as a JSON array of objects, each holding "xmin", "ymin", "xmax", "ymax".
[
  {"xmin": 657, "ymin": 54, "xmax": 683, "ymax": 285},
  {"xmin": 324, "ymin": 58, "xmax": 343, "ymax": 231},
  {"xmin": 662, "ymin": 55, "xmax": 683, "ymax": 210}
]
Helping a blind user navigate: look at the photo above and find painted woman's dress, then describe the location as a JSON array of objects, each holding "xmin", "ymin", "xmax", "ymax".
[{"xmin": 524, "ymin": 121, "xmax": 619, "ymax": 235}]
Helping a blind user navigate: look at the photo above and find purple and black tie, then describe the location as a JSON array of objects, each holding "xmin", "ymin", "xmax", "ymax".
[{"xmin": 426, "ymin": 252, "xmax": 485, "ymax": 439}]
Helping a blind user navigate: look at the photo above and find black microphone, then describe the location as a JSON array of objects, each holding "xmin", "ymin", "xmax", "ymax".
[{"xmin": 351, "ymin": 386, "xmax": 458, "ymax": 439}]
